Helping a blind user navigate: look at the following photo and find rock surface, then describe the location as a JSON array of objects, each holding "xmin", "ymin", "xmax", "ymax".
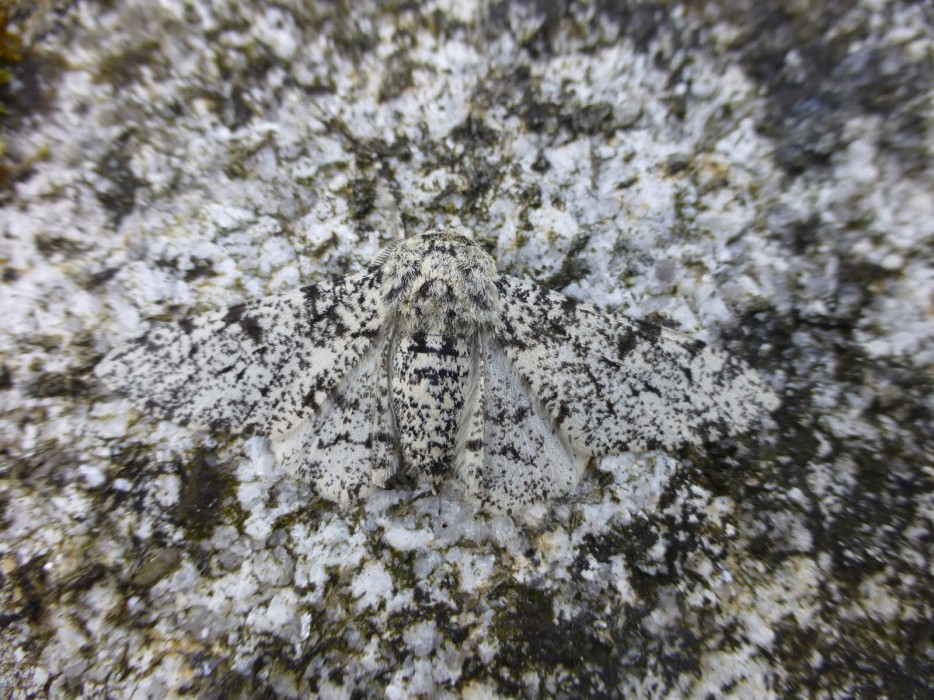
[{"xmin": 0, "ymin": 1, "xmax": 931, "ymax": 697}]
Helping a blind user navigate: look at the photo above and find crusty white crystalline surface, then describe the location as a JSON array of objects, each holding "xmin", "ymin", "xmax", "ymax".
[{"xmin": 97, "ymin": 231, "xmax": 778, "ymax": 511}]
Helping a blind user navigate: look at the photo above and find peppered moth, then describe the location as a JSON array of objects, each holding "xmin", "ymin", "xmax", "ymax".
[{"xmin": 97, "ymin": 232, "xmax": 779, "ymax": 512}]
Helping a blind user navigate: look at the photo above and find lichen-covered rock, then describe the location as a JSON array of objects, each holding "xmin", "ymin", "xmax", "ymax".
[{"xmin": 0, "ymin": 1, "xmax": 931, "ymax": 697}]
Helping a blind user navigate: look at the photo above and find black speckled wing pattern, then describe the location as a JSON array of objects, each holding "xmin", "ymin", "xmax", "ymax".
[
  {"xmin": 493, "ymin": 275, "xmax": 778, "ymax": 457},
  {"xmin": 272, "ymin": 338, "xmax": 397, "ymax": 504},
  {"xmin": 457, "ymin": 339, "xmax": 586, "ymax": 511},
  {"xmin": 96, "ymin": 270, "xmax": 386, "ymax": 444},
  {"xmin": 97, "ymin": 232, "xmax": 778, "ymax": 512}
]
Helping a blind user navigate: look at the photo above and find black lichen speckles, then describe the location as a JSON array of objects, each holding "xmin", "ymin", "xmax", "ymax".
[
  {"xmin": 705, "ymin": 2, "xmax": 934, "ymax": 175},
  {"xmin": 95, "ymin": 131, "xmax": 141, "ymax": 227},
  {"xmin": 176, "ymin": 449, "xmax": 236, "ymax": 541},
  {"xmin": 28, "ymin": 369, "xmax": 88, "ymax": 399},
  {"xmin": 542, "ymin": 234, "xmax": 593, "ymax": 291},
  {"xmin": 8, "ymin": 555, "xmax": 50, "ymax": 624}
]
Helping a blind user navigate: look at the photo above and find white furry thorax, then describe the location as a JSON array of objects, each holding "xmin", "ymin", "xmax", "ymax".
[{"xmin": 377, "ymin": 232, "xmax": 503, "ymax": 333}]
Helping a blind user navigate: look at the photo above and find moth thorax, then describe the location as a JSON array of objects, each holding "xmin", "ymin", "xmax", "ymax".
[{"xmin": 380, "ymin": 232, "xmax": 504, "ymax": 331}]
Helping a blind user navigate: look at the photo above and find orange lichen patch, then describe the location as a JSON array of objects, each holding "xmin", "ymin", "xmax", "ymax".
[
  {"xmin": 0, "ymin": 6, "xmax": 22, "ymax": 66},
  {"xmin": 0, "ymin": 6, "xmax": 22, "ymax": 116}
]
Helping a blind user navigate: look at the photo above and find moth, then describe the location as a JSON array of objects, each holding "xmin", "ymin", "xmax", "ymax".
[{"xmin": 97, "ymin": 232, "xmax": 778, "ymax": 512}]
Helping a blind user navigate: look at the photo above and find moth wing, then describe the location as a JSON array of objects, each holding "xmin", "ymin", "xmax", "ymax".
[
  {"xmin": 96, "ymin": 269, "xmax": 386, "ymax": 441},
  {"xmin": 456, "ymin": 337, "xmax": 587, "ymax": 512},
  {"xmin": 494, "ymin": 276, "xmax": 779, "ymax": 456},
  {"xmin": 273, "ymin": 339, "xmax": 398, "ymax": 504}
]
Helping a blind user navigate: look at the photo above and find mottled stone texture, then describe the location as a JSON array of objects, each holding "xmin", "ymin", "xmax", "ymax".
[{"xmin": 0, "ymin": 1, "xmax": 931, "ymax": 698}]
